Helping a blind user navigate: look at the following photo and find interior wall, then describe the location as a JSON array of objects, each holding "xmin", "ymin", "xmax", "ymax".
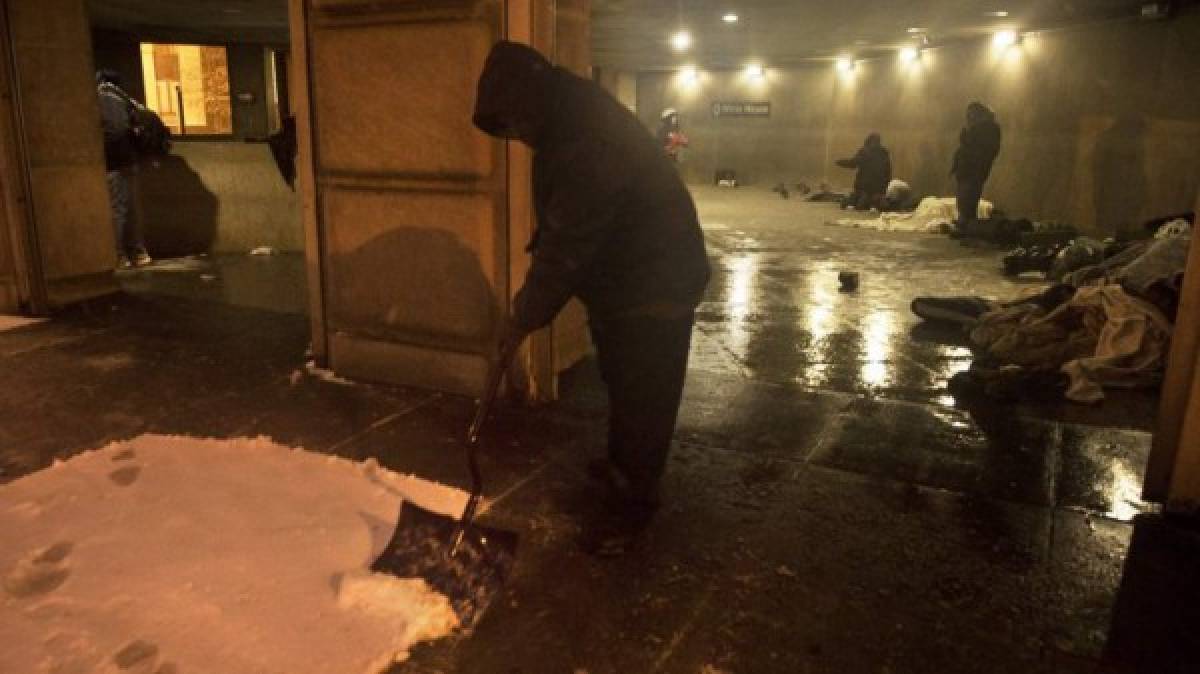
[
  {"xmin": 138, "ymin": 142, "xmax": 300, "ymax": 256},
  {"xmin": 90, "ymin": 29, "xmax": 299, "ymax": 255},
  {"xmin": 638, "ymin": 10, "xmax": 1200, "ymax": 235}
]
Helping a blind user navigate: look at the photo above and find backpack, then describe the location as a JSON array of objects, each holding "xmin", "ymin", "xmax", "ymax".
[
  {"xmin": 104, "ymin": 83, "xmax": 172, "ymax": 156},
  {"xmin": 129, "ymin": 104, "xmax": 172, "ymax": 157}
]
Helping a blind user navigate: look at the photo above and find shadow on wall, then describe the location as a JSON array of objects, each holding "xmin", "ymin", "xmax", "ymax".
[
  {"xmin": 1093, "ymin": 115, "xmax": 1149, "ymax": 237},
  {"xmin": 138, "ymin": 156, "xmax": 220, "ymax": 257},
  {"xmin": 329, "ymin": 227, "xmax": 497, "ymax": 344}
]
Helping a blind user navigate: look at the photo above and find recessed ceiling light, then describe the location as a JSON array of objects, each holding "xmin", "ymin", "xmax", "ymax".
[
  {"xmin": 907, "ymin": 27, "xmax": 925, "ymax": 34},
  {"xmin": 679, "ymin": 65, "xmax": 699, "ymax": 85},
  {"xmin": 723, "ymin": 13, "xmax": 739, "ymax": 24},
  {"xmin": 744, "ymin": 63, "xmax": 765, "ymax": 78},
  {"xmin": 670, "ymin": 30, "xmax": 692, "ymax": 51},
  {"xmin": 836, "ymin": 57, "xmax": 855, "ymax": 73},
  {"xmin": 899, "ymin": 47, "xmax": 919, "ymax": 63},
  {"xmin": 986, "ymin": 10, "xmax": 1010, "ymax": 17},
  {"xmin": 992, "ymin": 29, "xmax": 1019, "ymax": 48}
]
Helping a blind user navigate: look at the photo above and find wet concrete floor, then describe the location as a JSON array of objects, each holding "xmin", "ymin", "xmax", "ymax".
[{"xmin": 0, "ymin": 188, "xmax": 1165, "ymax": 672}]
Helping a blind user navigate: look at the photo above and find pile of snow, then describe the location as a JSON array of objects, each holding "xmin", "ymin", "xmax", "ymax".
[
  {"xmin": 1, "ymin": 435, "xmax": 469, "ymax": 673},
  {"xmin": 0, "ymin": 315, "xmax": 46, "ymax": 333},
  {"xmin": 828, "ymin": 196, "xmax": 994, "ymax": 233}
]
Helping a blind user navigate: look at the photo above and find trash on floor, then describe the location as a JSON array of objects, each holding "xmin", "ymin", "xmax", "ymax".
[
  {"xmin": 0, "ymin": 435, "xmax": 470, "ymax": 674},
  {"xmin": 250, "ymin": 246, "xmax": 277, "ymax": 256}
]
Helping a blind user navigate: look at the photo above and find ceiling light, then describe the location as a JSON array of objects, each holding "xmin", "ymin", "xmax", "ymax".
[
  {"xmin": 899, "ymin": 47, "xmax": 919, "ymax": 63},
  {"xmin": 907, "ymin": 27, "xmax": 925, "ymax": 34},
  {"xmin": 679, "ymin": 65, "xmax": 699, "ymax": 84},
  {"xmin": 744, "ymin": 63, "xmax": 765, "ymax": 79},
  {"xmin": 835, "ymin": 57, "xmax": 855, "ymax": 73},
  {"xmin": 671, "ymin": 30, "xmax": 692, "ymax": 51},
  {"xmin": 723, "ymin": 13, "xmax": 739, "ymax": 24},
  {"xmin": 992, "ymin": 29, "xmax": 1019, "ymax": 48},
  {"xmin": 986, "ymin": 10, "xmax": 1010, "ymax": 17}
]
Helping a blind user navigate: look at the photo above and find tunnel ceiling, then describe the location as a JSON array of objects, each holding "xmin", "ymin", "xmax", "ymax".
[
  {"xmin": 87, "ymin": 0, "xmax": 289, "ymax": 43},
  {"xmin": 88, "ymin": 0, "xmax": 1160, "ymax": 67},
  {"xmin": 592, "ymin": 0, "xmax": 1159, "ymax": 69}
]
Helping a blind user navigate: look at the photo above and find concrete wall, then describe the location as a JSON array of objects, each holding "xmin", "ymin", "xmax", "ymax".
[
  {"xmin": 138, "ymin": 142, "xmax": 300, "ymax": 256},
  {"xmin": 9, "ymin": 0, "xmax": 116, "ymax": 305},
  {"xmin": 638, "ymin": 11, "xmax": 1200, "ymax": 236}
]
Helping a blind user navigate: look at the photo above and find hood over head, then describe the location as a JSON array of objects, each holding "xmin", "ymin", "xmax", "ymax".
[
  {"xmin": 864, "ymin": 132, "xmax": 882, "ymax": 148},
  {"xmin": 473, "ymin": 41, "xmax": 557, "ymax": 146},
  {"xmin": 967, "ymin": 101, "xmax": 995, "ymax": 124}
]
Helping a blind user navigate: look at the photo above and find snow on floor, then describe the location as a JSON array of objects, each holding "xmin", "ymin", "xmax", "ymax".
[
  {"xmin": 0, "ymin": 315, "xmax": 46, "ymax": 332},
  {"xmin": 0, "ymin": 434, "xmax": 470, "ymax": 674}
]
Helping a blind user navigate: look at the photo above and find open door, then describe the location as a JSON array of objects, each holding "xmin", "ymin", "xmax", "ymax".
[
  {"xmin": 291, "ymin": 0, "xmax": 590, "ymax": 399},
  {"xmin": 0, "ymin": 0, "xmax": 117, "ymax": 312}
]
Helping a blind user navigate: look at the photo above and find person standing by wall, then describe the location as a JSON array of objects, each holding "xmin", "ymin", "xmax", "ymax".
[
  {"xmin": 835, "ymin": 132, "xmax": 892, "ymax": 210},
  {"xmin": 97, "ymin": 69, "xmax": 152, "ymax": 269},
  {"xmin": 473, "ymin": 42, "xmax": 710, "ymax": 526},
  {"xmin": 951, "ymin": 102, "xmax": 1002, "ymax": 231}
]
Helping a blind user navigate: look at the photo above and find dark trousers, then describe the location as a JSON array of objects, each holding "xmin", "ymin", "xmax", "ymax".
[
  {"xmin": 106, "ymin": 166, "xmax": 144, "ymax": 255},
  {"xmin": 956, "ymin": 177, "xmax": 985, "ymax": 227},
  {"xmin": 588, "ymin": 312, "xmax": 694, "ymax": 495}
]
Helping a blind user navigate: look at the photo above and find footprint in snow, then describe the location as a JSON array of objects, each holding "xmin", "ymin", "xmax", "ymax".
[{"xmin": 3, "ymin": 541, "xmax": 73, "ymax": 598}]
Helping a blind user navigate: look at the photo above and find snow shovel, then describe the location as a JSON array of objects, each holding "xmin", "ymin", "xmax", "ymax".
[{"xmin": 370, "ymin": 343, "xmax": 520, "ymax": 631}]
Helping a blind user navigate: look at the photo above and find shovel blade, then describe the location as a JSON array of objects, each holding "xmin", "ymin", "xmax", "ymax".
[{"xmin": 371, "ymin": 503, "xmax": 518, "ymax": 631}]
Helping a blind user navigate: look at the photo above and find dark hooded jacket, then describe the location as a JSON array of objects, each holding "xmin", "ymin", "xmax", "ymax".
[
  {"xmin": 98, "ymin": 80, "xmax": 137, "ymax": 171},
  {"xmin": 473, "ymin": 41, "xmax": 710, "ymax": 331},
  {"xmin": 953, "ymin": 107, "xmax": 1002, "ymax": 184},
  {"xmin": 836, "ymin": 134, "xmax": 891, "ymax": 196}
]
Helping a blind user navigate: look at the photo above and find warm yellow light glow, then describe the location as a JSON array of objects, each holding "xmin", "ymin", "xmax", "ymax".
[
  {"xmin": 835, "ymin": 56, "xmax": 855, "ymax": 73},
  {"xmin": 722, "ymin": 13, "xmax": 739, "ymax": 24},
  {"xmin": 744, "ymin": 63, "xmax": 765, "ymax": 79},
  {"xmin": 678, "ymin": 65, "xmax": 699, "ymax": 86},
  {"xmin": 899, "ymin": 47, "xmax": 919, "ymax": 64},
  {"xmin": 992, "ymin": 30, "xmax": 1019, "ymax": 49},
  {"xmin": 671, "ymin": 30, "xmax": 692, "ymax": 51}
]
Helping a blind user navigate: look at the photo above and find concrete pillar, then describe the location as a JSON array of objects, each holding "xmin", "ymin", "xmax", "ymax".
[
  {"xmin": 3, "ymin": 0, "xmax": 116, "ymax": 307},
  {"xmin": 1146, "ymin": 190, "xmax": 1200, "ymax": 512}
]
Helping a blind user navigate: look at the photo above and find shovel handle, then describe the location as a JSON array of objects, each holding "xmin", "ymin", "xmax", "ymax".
[{"xmin": 457, "ymin": 338, "xmax": 520, "ymax": 533}]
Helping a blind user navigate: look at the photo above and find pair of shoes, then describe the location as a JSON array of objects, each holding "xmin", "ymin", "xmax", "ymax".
[{"xmin": 586, "ymin": 458, "xmax": 661, "ymax": 512}]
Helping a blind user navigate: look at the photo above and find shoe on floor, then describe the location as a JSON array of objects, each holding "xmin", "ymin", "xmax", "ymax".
[
  {"xmin": 133, "ymin": 250, "xmax": 153, "ymax": 267},
  {"xmin": 911, "ymin": 296, "xmax": 994, "ymax": 326}
]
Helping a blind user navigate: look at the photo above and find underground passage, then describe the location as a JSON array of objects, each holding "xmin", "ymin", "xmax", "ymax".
[{"xmin": 2, "ymin": 1, "xmax": 1200, "ymax": 673}]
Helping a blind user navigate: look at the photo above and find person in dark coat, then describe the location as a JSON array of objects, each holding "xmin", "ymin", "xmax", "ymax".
[
  {"xmin": 97, "ymin": 69, "xmax": 151, "ymax": 268},
  {"xmin": 472, "ymin": 41, "xmax": 710, "ymax": 514},
  {"xmin": 952, "ymin": 102, "xmax": 1002, "ymax": 230},
  {"xmin": 836, "ymin": 133, "xmax": 892, "ymax": 211}
]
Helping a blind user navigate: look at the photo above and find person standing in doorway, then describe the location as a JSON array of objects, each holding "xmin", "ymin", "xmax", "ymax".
[
  {"xmin": 951, "ymin": 102, "xmax": 1002, "ymax": 231},
  {"xmin": 97, "ymin": 69, "xmax": 151, "ymax": 269},
  {"xmin": 472, "ymin": 42, "xmax": 710, "ymax": 524}
]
